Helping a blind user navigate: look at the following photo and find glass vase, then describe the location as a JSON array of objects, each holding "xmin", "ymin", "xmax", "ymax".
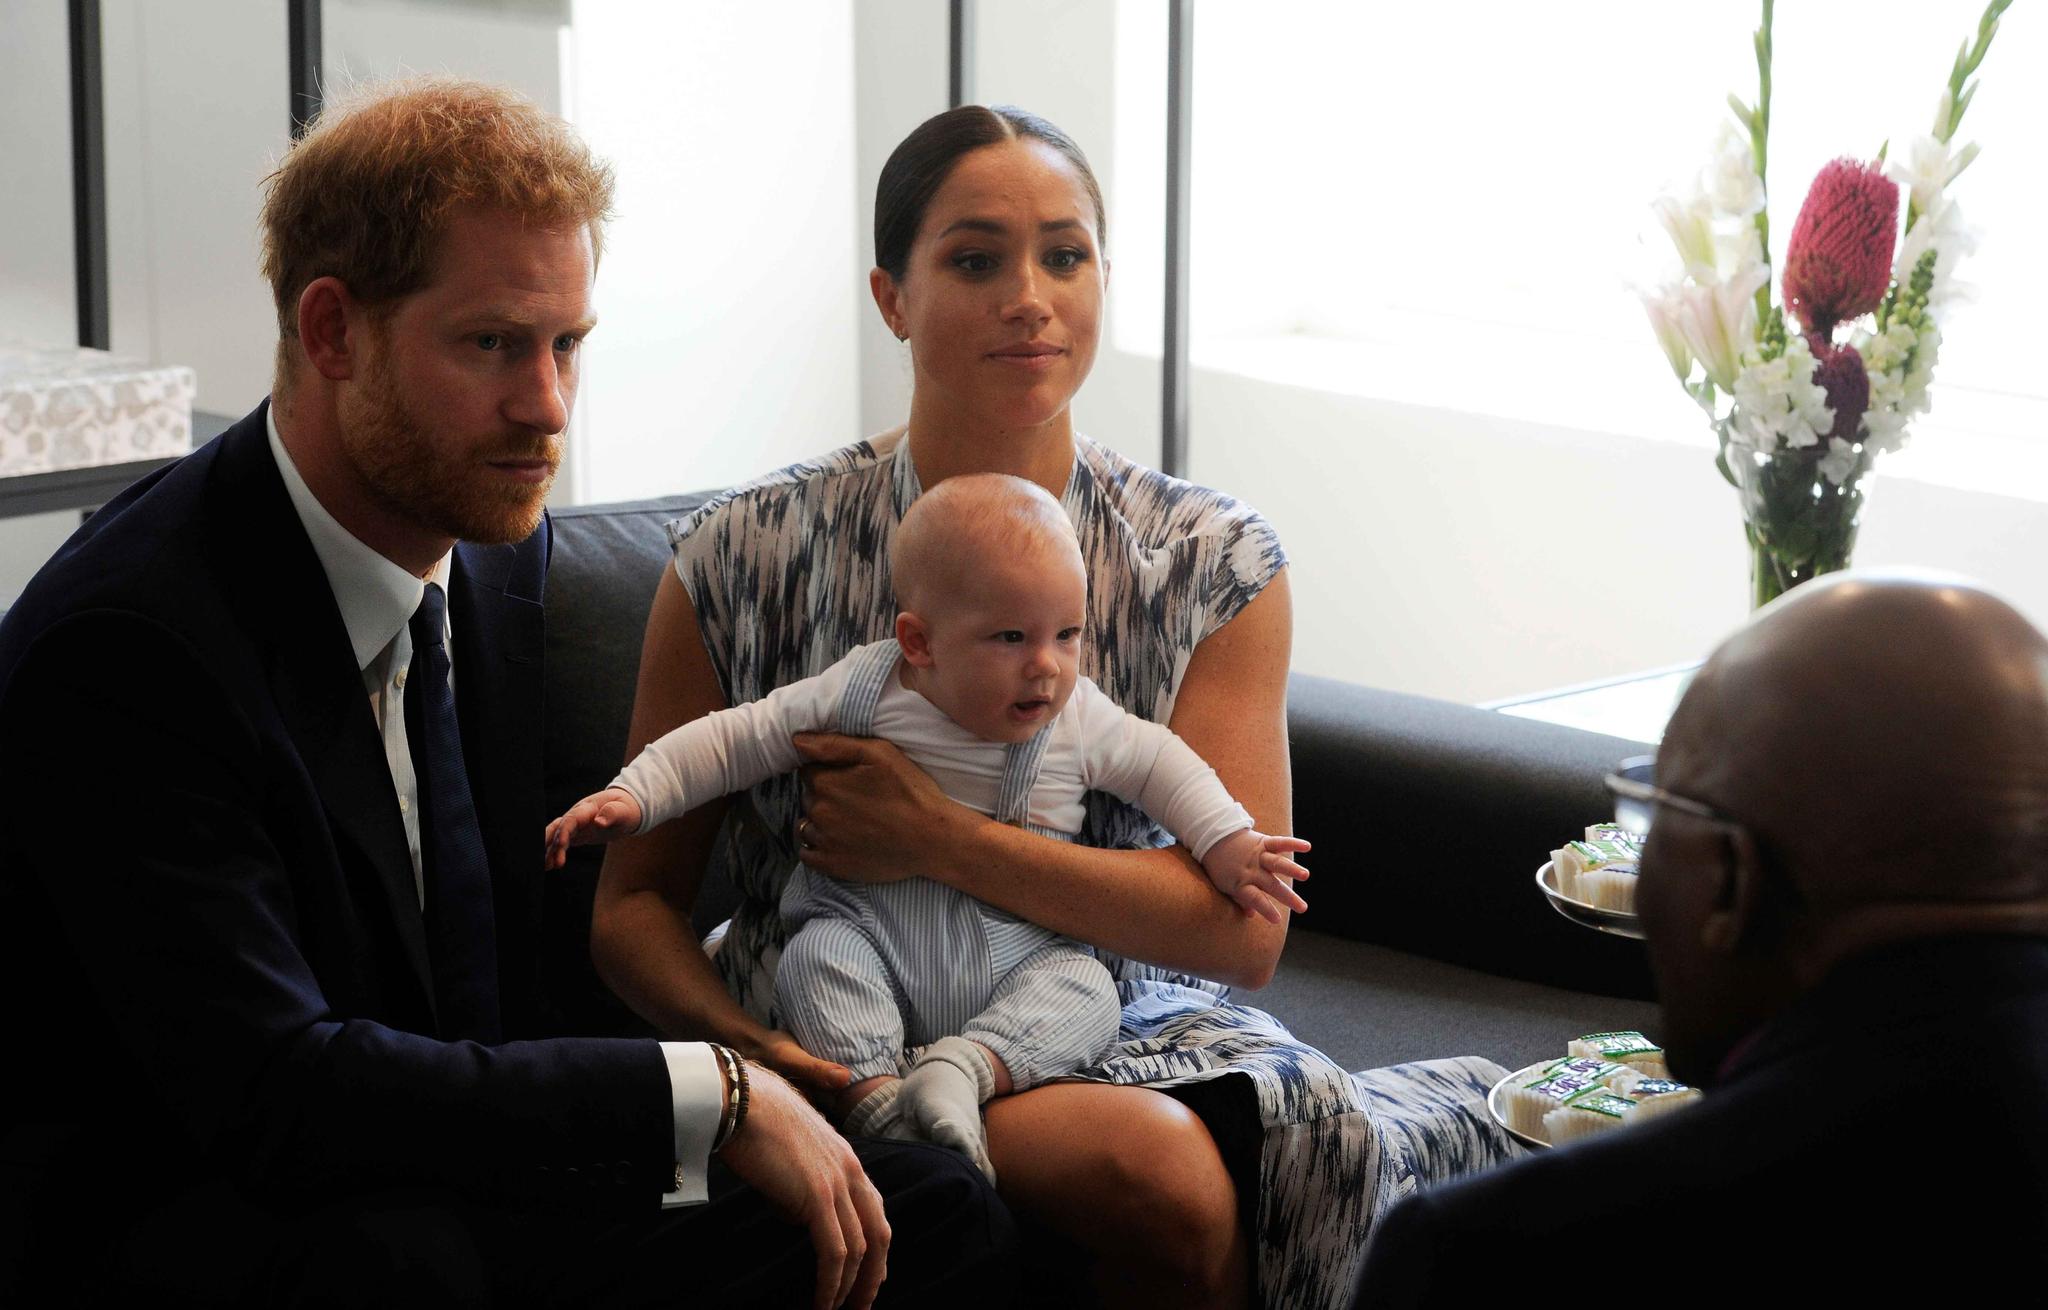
[{"xmin": 1725, "ymin": 445, "xmax": 1866, "ymax": 609}]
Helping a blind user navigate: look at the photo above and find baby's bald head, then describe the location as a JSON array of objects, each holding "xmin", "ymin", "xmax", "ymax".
[{"xmin": 892, "ymin": 474, "xmax": 1083, "ymax": 615}]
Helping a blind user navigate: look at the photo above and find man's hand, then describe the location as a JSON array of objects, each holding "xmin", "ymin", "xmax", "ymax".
[
  {"xmin": 721, "ymin": 1063, "xmax": 891, "ymax": 1310},
  {"xmin": 791, "ymin": 733, "xmax": 973, "ymax": 884},
  {"xmin": 1199, "ymin": 829, "xmax": 1311, "ymax": 924},
  {"xmin": 543, "ymin": 787, "xmax": 643, "ymax": 870}
]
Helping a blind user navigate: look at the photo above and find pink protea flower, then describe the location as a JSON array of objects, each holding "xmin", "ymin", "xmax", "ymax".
[
  {"xmin": 1782, "ymin": 159, "xmax": 1900, "ymax": 340},
  {"xmin": 1811, "ymin": 342, "xmax": 1870, "ymax": 441}
]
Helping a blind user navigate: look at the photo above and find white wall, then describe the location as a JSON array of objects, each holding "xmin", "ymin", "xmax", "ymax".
[
  {"xmin": 3, "ymin": 1, "xmax": 869, "ymax": 598},
  {"xmin": 567, "ymin": 0, "xmax": 862, "ymax": 502},
  {"xmin": 849, "ymin": 0, "xmax": 2048, "ymax": 709},
  {"xmin": 853, "ymin": 0, "xmax": 946, "ymax": 437}
]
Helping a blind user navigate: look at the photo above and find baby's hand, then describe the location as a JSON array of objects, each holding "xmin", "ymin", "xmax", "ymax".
[
  {"xmin": 543, "ymin": 787, "xmax": 644, "ymax": 871},
  {"xmin": 1200, "ymin": 829, "xmax": 1310, "ymax": 925}
]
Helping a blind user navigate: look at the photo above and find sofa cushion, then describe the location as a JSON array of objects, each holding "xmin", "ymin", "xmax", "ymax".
[
  {"xmin": 1288, "ymin": 674, "xmax": 1655, "ymax": 1000},
  {"xmin": 539, "ymin": 494, "xmax": 713, "ymax": 1034}
]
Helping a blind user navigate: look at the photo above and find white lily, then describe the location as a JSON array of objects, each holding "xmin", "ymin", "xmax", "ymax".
[
  {"xmin": 1674, "ymin": 265, "xmax": 1767, "ymax": 391},
  {"xmin": 1641, "ymin": 287, "xmax": 1695, "ymax": 382},
  {"xmin": 1653, "ymin": 192, "xmax": 1720, "ymax": 279}
]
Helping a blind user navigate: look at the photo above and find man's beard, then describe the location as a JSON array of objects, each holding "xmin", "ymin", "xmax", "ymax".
[{"xmin": 337, "ymin": 349, "xmax": 559, "ymax": 547}]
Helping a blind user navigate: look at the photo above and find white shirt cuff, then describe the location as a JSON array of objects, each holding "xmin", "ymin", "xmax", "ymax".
[{"xmin": 659, "ymin": 1041, "xmax": 722, "ymax": 1209}]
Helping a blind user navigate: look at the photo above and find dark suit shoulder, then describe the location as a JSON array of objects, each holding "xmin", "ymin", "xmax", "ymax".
[{"xmin": 0, "ymin": 406, "xmax": 266, "ymax": 691}]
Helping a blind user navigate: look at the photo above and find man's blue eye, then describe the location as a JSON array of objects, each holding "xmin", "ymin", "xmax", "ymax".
[
  {"xmin": 554, "ymin": 334, "xmax": 581, "ymax": 353},
  {"xmin": 477, "ymin": 333, "xmax": 504, "ymax": 351}
]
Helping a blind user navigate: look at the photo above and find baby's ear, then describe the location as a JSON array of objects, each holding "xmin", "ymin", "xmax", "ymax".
[{"xmin": 896, "ymin": 611, "xmax": 935, "ymax": 667}]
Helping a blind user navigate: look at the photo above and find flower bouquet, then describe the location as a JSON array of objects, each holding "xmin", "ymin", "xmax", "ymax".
[{"xmin": 1642, "ymin": 0, "xmax": 2010, "ymax": 608}]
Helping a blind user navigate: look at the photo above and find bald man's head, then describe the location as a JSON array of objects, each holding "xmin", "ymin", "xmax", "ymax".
[
  {"xmin": 1642, "ymin": 572, "xmax": 2048, "ymax": 1082},
  {"xmin": 891, "ymin": 474, "xmax": 1083, "ymax": 616}
]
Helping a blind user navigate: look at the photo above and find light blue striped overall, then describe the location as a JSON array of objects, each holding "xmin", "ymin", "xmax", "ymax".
[{"xmin": 773, "ymin": 639, "xmax": 1122, "ymax": 1088}]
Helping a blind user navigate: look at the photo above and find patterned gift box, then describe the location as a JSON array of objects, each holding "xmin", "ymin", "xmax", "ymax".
[{"xmin": 0, "ymin": 343, "xmax": 196, "ymax": 477}]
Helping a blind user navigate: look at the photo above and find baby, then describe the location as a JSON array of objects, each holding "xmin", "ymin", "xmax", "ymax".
[{"xmin": 548, "ymin": 473, "xmax": 1308, "ymax": 1179}]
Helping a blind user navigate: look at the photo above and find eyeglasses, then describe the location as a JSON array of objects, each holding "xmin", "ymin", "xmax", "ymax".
[{"xmin": 1603, "ymin": 755, "xmax": 1740, "ymax": 839}]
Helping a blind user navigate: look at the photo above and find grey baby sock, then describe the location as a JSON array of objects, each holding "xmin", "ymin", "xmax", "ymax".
[
  {"xmin": 843, "ymin": 1078, "xmax": 911, "ymax": 1140},
  {"xmin": 899, "ymin": 1036, "xmax": 998, "ymax": 1182}
]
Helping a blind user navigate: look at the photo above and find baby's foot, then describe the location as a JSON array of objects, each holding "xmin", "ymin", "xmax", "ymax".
[
  {"xmin": 843, "ymin": 1078, "xmax": 910, "ymax": 1139},
  {"xmin": 898, "ymin": 1037, "xmax": 998, "ymax": 1182}
]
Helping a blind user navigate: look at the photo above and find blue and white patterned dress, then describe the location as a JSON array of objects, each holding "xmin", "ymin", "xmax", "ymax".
[{"xmin": 669, "ymin": 429, "xmax": 1514, "ymax": 1310}]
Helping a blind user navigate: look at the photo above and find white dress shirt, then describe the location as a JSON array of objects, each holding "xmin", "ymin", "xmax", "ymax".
[{"xmin": 265, "ymin": 407, "xmax": 720, "ymax": 1205}]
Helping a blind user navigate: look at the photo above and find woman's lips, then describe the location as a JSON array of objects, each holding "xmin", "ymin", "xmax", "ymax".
[{"xmin": 988, "ymin": 344, "xmax": 1065, "ymax": 372}]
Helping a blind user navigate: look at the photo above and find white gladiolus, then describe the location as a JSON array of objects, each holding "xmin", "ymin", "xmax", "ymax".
[
  {"xmin": 1731, "ymin": 337, "xmax": 1834, "ymax": 454},
  {"xmin": 1674, "ymin": 266, "xmax": 1767, "ymax": 391},
  {"xmin": 1704, "ymin": 121, "xmax": 1765, "ymax": 217},
  {"xmin": 1897, "ymin": 198, "xmax": 1979, "ymax": 318},
  {"xmin": 1889, "ymin": 133, "xmax": 1980, "ymax": 220}
]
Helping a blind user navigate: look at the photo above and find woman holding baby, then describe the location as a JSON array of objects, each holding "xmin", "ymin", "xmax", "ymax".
[{"xmin": 590, "ymin": 106, "xmax": 1509, "ymax": 1309}]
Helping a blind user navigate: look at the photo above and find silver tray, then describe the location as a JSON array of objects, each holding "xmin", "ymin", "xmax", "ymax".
[
  {"xmin": 1487, "ymin": 1061, "xmax": 1552, "ymax": 1150},
  {"xmin": 1536, "ymin": 860, "xmax": 1644, "ymax": 940}
]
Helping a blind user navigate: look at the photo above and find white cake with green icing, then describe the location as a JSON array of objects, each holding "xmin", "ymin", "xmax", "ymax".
[
  {"xmin": 1507, "ymin": 1036, "xmax": 1700, "ymax": 1146},
  {"xmin": 1615, "ymin": 1073, "xmax": 1702, "ymax": 1122},
  {"xmin": 1500, "ymin": 1058, "xmax": 1630, "ymax": 1138},
  {"xmin": 1567, "ymin": 1031, "xmax": 1669, "ymax": 1078},
  {"xmin": 1543, "ymin": 1088, "xmax": 1639, "ymax": 1144},
  {"xmin": 1550, "ymin": 828, "xmax": 1642, "ymax": 901}
]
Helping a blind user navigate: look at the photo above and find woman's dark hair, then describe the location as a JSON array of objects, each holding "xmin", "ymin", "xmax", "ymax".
[{"xmin": 873, "ymin": 104, "xmax": 1106, "ymax": 282}]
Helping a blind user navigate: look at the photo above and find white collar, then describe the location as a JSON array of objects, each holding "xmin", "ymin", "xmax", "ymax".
[{"xmin": 266, "ymin": 403, "xmax": 451, "ymax": 671}]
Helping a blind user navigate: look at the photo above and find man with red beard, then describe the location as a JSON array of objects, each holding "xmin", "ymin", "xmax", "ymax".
[{"xmin": 0, "ymin": 79, "xmax": 1011, "ymax": 1307}]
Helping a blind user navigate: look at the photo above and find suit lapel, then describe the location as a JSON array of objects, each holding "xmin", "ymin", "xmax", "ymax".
[{"xmin": 212, "ymin": 408, "xmax": 438, "ymax": 1022}]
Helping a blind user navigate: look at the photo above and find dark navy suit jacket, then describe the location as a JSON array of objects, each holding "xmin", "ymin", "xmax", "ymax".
[
  {"xmin": 1352, "ymin": 934, "xmax": 2048, "ymax": 1304},
  {"xmin": 0, "ymin": 404, "xmax": 673, "ymax": 1238}
]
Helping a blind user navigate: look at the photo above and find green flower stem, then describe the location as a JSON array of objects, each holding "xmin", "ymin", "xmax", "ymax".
[
  {"xmin": 1748, "ymin": 0, "xmax": 1775, "ymax": 327},
  {"xmin": 1908, "ymin": 0, "xmax": 2011, "ymax": 232},
  {"xmin": 1740, "ymin": 451, "xmax": 1865, "ymax": 609}
]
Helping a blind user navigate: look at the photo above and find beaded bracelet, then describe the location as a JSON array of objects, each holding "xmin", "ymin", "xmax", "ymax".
[
  {"xmin": 710, "ymin": 1044, "xmax": 749, "ymax": 1152},
  {"xmin": 726, "ymin": 1048, "xmax": 751, "ymax": 1146}
]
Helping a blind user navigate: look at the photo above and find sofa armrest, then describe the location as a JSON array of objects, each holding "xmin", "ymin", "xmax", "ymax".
[{"xmin": 1286, "ymin": 673, "xmax": 1654, "ymax": 999}]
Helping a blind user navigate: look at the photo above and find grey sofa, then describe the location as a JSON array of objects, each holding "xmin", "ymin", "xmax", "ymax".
[{"xmin": 542, "ymin": 496, "xmax": 1662, "ymax": 1075}]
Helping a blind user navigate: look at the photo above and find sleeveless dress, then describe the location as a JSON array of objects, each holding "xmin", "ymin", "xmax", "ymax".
[{"xmin": 669, "ymin": 429, "xmax": 1516, "ymax": 1310}]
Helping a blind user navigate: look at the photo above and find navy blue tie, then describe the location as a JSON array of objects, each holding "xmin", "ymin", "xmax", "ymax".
[{"xmin": 406, "ymin": 582, "xmax": 502, "ymax": 1043}]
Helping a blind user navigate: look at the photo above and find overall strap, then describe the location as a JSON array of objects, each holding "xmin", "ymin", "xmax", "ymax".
[
  {"xmin": 994, "ymin": 722, "xmax": 1057, "ymax": 828},
  {"xmin": 834, "ymin": 638, "xmax": 903, "ymax": 736}
]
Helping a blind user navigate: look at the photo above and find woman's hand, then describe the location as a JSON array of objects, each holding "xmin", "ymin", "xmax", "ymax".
[
  {"xmin": 791, "ymin": 732, "xmax": 981, "ymax": 884},
  {"xmin": 742, "ymin": 1028, "xmax": 855, "ymax": 1101}
]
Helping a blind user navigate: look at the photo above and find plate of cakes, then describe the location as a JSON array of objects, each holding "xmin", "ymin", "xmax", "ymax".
[
  {"xmin": 1537, "ymin": 822, "xmax": 1644, "ymax": 939},
  {"xmin": 1488, "ymin": 1031, "xmax": 1701, "ymax": 1149}
]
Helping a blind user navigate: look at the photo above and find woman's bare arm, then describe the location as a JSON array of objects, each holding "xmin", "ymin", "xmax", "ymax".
[
  {"xmin": 795, "ymin": 570, "xmax": 1297, "ymax": 989},
  {"xmin": 590, "ymin": 568, "xmax": 850, "ymax": 1091}
]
